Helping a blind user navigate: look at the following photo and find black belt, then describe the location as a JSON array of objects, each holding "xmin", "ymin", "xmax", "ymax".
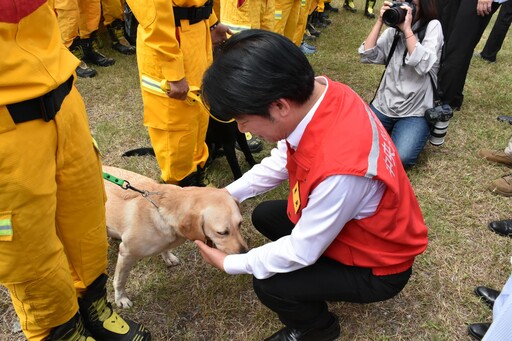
[
  {"xmin": 6, "ymin": 76, "xmax": 74, "ymax": 124},
  {"xmin": 173, "ymin": 0, "xmax": 213, "ymax": 26}
]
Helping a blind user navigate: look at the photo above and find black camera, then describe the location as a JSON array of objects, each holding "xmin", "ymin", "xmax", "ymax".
[
  {"xmin": 425, "ymin": 104, "xmax": 453, "ymax": 146},
  {"xmin": 382, "ymin": 1, "xmax": 416, "ymax": 27}
]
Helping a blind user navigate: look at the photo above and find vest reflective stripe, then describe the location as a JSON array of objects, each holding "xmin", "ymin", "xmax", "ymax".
[{"xmin": 365, "ymin": 105, "xmax": 380, "ymax": 178}]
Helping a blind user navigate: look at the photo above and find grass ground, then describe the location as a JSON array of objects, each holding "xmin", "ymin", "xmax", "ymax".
[{"xmin": 1, "ymin": 1, "xmax": 511, "ymax": 339}]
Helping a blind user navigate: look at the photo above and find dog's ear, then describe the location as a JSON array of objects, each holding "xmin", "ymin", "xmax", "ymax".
[{"xmin": 178, "ymin": 212, "xmax": 206, "ymax": 241}]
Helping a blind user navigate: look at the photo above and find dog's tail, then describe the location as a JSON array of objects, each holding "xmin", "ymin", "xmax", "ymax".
[{"xmin": 122, "ymin": 147, "xmax": 156, "ymax": 157}]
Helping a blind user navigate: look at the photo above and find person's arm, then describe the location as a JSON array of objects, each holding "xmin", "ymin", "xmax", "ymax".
[
  {"xmin": 397, "ymin": 4, "xmax": 415, "ymax": 55},
  {"xmin": 226, "ymin": 140, "xmax": 289, "ymax": 203},
  {"xmin": 127, "ymin": 0, "xmax": 189, "ymax": 99},
  {"xmin": 362, "ymin": 1, "xmax": 390, "ymax": 50},
  {"xmin": 200, "ymin": 174, "xmax": 385, "ymax": 279},
  {"xmin": 403, "ymin": 20, "xmax": 444, "ymax": 75},
  {"xmin": 359, "ymin": 2, "xmax": 395, "ymax": 65}
]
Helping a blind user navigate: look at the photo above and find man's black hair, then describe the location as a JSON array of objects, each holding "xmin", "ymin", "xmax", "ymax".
[{"xmin": 201, "ymin": 29, "xmax": 316, "ymax": 121}]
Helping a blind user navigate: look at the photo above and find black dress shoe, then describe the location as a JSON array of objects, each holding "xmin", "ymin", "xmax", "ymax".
[
  {"xmin": 474, "ymin": 286, "xmax": 500, "ymax": 309},
  {"xmin": 264, "ymin": 315, "xmax": 340, "ymax": 341},
  {"xmin": 488, "ymin": 219, "xmax": 512, "ymax": 237},
  {"xmin": 468, "ymin": 323, "xmax": 490, "ymax": 340}
]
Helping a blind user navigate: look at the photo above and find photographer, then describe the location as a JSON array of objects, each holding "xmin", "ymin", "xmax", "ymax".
[{"xmin": 359, "ymin": 0, "xmax": 444, "ymax": 168}]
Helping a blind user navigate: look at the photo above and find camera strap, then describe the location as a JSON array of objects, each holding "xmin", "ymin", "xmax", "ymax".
[
  {"xmin": 370, "ymin": 30, "xmax": 401, "ymax": 104},
  {"xmin": 371, "ymin": 22, "xmax": 434, "ymax": 105}
]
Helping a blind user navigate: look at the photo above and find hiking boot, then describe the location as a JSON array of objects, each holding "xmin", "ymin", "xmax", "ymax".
[
  {"xmin": 319, "ymin": 12, "xmax": 332, "ymax": 25},
  {"xmin": 178, "ymin": 166, "xmax": 207, "ymax": 187},
  {"xmin": 107, "ymin": 19, "xmax": 136, "ymax": 55},
  {"xmin": 80, "ymin": 34, "xmax": 116, "ymax": 67},
  {"xmin": 311, "ymin": 12, "xmax": 329, "ymax": 28},
  {"xmin": 478, "ymin": 149, "xmax": 512, "ymax": 166},
  {"xmin": 489, "ymin": 174, "xmax": 512, "ymax": 197},
  {"xmin": 78, "ymin": 274, "xmax": 151, "ymax": 341},
  {"xmin": 69, "ymin": 39, "xmax": 97, "ymax": 78},
  {"xmin": 325, "ymin": 2, "xmax": 339, "ymax": 12},
  {"xmin": 303, "ymin": 31, "xmax": 317, "ymax": 41},
  {"xmin": 306, "ymin": 22, "xmax": 321, "ymax": 37},
  {"xmin": 46, "ymin": 313, "xmax": 95, "ymax": 341},
  {"xmin": 75, "ymin": 61, "xmax": 97, "ymax": 78},
  {"xmin": 365, "ymin": 0, "xmax": 376, "ymax": 18},
  {"xmin": 343, "ymin": 0, "xmax": 357, "ymax": 13}
]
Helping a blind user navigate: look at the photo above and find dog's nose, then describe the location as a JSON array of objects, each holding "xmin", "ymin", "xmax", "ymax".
[{"xmin": 239, "ymin": 246, "xmax": 249, "ymax": 254}]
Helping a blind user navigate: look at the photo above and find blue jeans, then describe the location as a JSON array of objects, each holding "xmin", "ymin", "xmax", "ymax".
[{"xmin": 370, "ymin": 104, "xmax": 430, "ymax": 169}]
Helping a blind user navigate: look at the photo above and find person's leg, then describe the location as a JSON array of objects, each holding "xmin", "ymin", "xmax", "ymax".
[
  {"xmin": 481, "ymin": 1, "xmax": 512, "ymax": 62},
  {"xmin": 0, "ymin": 106, "xmax": 79, "ymax": 340},
  {"xmin": 484, "ymin": 274, "xmax": 512, "ymax": 339},
  {"xmin": 260, "ymin": 0, "xmax": 276, "ymax": 31},
  {"xmin": 251, "ymin": 200, "xmax": 412, "ymax": 329},
  {"xmin": 252, "ymin": 200, "xmax": 295, "ymax": 241},
  {"xmin": 253, "ymin": 258, "xmax": 412, "ymax": 329},
  {"xmin": 77, "ymin": 0, "xmax": 101, "ymax": 39},
  {"xmin": 370, "ymin": 103, "xmax": 397, "ymax": 135},
  {"xmin": 438, "ymin": 0, "xmax": 499, "ymax": 109},
  {"xmin": 273, "ymin": 0, "xmax": 295, "ymax": 36},
  {"xmin": 388, "ymin": 116, "xmax": 431, "ymax": 168},
  {"xmin": 139, "ymin": 22, "xmax": 211, "ymax": 185}
]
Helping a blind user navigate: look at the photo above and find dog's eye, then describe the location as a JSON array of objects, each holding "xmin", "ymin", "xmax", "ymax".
[{"xmin": 217, "ymin": 230, "xmax": 229, "ymax": 236}]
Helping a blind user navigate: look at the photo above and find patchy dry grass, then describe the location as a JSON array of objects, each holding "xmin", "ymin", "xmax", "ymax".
[{"xmin": 1, "ymin": 1, "xmax": 511, "ymax": 339}]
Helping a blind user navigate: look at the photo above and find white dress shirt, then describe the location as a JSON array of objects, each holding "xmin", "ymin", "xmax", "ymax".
[{"xmin": 224, "ymin": 77, "xmax": 386, "ymax": 279}]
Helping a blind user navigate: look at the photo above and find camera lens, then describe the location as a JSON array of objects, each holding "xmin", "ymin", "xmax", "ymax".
[
  {"xmin": 382, "ymin": 7, "xmax": 405, "ymax": 27},
  {"xmin": 429, "ymin": 121, "xmax": 450, "ymax": 146}
]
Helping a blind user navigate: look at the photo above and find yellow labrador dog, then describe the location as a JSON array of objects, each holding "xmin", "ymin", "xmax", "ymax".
[{"xmin": 103, "ymin": 166, "xmax": 248, "ymax": 308}]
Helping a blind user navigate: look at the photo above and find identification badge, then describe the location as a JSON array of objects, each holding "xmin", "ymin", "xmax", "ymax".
[{"xmin": 292, "ymin": 181, "xmax": 301, "ymax": 213}]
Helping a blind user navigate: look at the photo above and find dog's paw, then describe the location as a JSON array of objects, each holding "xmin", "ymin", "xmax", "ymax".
[
  {"xmin": 161, "ymin": 250, "xmax": 180, "ymax": 267},
  {"xmin": 116, "ymin": 296, "xmax": 134, "ymax": 309}
]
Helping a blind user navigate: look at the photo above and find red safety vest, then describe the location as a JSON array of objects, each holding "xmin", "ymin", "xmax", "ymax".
[{"xmin": 286, "ymin": 78, "xmax": 428, "ymax": 276}]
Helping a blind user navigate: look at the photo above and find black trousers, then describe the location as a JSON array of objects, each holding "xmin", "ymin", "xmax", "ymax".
[
  {"xmin": 251, "ymin": 200, "xmax": 412, "ymax": 329},
  {"xmin": 437, "ymin": 0, "xmax": 501, "ymax": 109},
  {"xmin": 481, "ymin": 1, "xmax": 512, "ymax": 62}
]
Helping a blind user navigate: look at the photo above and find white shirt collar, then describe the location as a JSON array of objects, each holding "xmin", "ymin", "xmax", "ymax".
[{"xmin": 286, "ymin": 76, "xmax": 328, "ymax": 150}]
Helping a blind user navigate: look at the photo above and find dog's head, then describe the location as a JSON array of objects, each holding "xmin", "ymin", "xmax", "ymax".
[{"xmin": 164, "ymin": 188, "xmax": 248, "ymax": 254}]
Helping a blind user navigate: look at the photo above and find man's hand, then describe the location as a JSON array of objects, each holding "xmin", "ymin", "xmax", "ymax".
[
  {"xmin": 165, "ymin": 78, "xmax": 189, "ymax": 100},
  {"xmin": 477, "ymin": 0, "xmax": 493, "ymax": 16},
  {"xmin": 195, "ymin": 240, "xmax": 228, "ymax": 271},
  {"xmin": 210, "ymin": 22, "xmax": 232, "ymax": 48}
]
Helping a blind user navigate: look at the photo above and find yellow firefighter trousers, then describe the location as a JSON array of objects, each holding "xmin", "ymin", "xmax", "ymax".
[
  {"xmin": 54, "ymin": 0, "xmax": 102, "ymax": 47},
  {"xmin": 0, "ymin": 87, "xmax": 108, "ymax": 340},
  {"xmin": 101, "ymin": 0, "xmax": 124, "ymax": 26},
  {"xmin": 274, "ymin": 0, "xmax": 302, "ymax": 40},
  {"xmin": 138, "ymin": 20, "xmax": 211, "ymax": 184},
  {"xmin": 220, "ymin": 0, "xmax": 275, "ymax": 32}
]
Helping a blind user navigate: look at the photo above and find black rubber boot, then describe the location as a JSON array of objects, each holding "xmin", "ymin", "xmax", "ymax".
[
  {"xmin": 69, "ymin": 38, "xmax": 97, "ymax": 78},
  {"xmin": 343, "ymin": 0, "xmax": 357, "ymax": 12},
  {"xmin": 178, "ymin": 166, "xmax": 207, "ymax": 187},
  {"xmin": 78, "ymin": 274, "xmax": 151, "ymax": 341},
  {"xmin": 46, "ymin": 313, "xmax": 95, "ymax": 341},
  {"xmin": 365, "ymin": 0, "xmax": 376, "ymax": 18},
  {"xmin": 107, "ymin": 19, "xmax": 136, "ymax": 55},
  {"xmin": 80, "ymin": 34, "xmax": 116, "ymax": 67},
  {"xmin": 325, "ymin": 2, "xmax": 339, "ymax": 12}
]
